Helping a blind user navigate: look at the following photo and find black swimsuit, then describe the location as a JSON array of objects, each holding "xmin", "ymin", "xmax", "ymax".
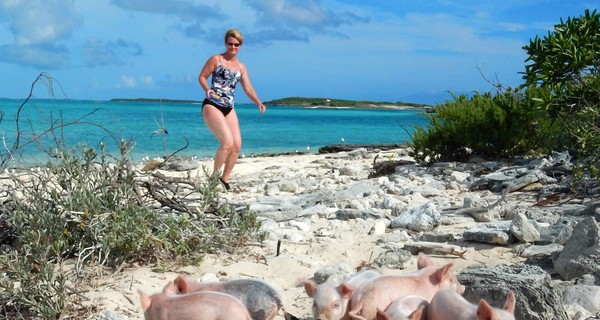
[{"xmin": 203, "ymin": 98, "xmax": 233, "ymax": 116}]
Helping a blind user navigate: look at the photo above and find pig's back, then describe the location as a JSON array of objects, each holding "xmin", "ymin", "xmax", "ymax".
[{"xmin": 222, "ymin": 279, "xmax": 282, "ymax": 320}]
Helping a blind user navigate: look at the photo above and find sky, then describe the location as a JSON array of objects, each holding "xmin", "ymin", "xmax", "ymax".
[{"xmin": 0, "ymin": 1, "xmax": 598, "ymax": 105}]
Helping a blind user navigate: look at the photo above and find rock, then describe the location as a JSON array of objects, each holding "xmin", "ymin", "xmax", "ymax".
[
  {"xmin": 389, "ymin": 202, "xmax": 441, "ymax": 232},
  {"xmin": 521, "ymin": 243, "xmax": 564, "ymax": 271},
  {"xmin": 312, "ymin": 261, "xmax": 357, "ymax": 284},
  {"xmin": 505, "ymin": 169, "xmax": 556, "ymax": 192},
  {"xmin": 278, "ymin": 180, "xmax": 299, "ymax": 193},
  {"xmin": 163, "ymin": 156, "xmax": 199, "ymax": 171},
  {"xmin": 318, "ymin": 144, "xmax": 406, "ymax": 153},
  {"xmin": 457, "ymin": 264, "xmax": 569, "ymax": 320},
  {"xmin": 372, "ymin": 249, "xmax": 412, "ymax": 269},
  {"xmin": 379, "ymin": 229, "xmax": 411, "ymax": 244},
  {"xmin": 339, "ymin": 164, "xmax": 364, "ymax": 176},
  {"xmin": 462, "ymin": 221, "xmax": 515, "ymax": 245},
  {"xmin": 510, "ymin": 212, "xmax": 541, "ymax": 243},
  {"xmin": 95, "ymin": 310, "xmax": 130, "ymax": 320},
  {"xmin": 419, "ymin": 231, "xmax": 455, "ymax": 242},
  {"xmin": 369, "ymin": 219, "xmax": 388, "ymax": 235},
  {"xmin": 554, "ymin": 217, "xmax": 600, "ymax": 284},
  {"xmin": 335, "ymin": 209, "xmax": 385, "ymax": 220},
  {"xmin": 562, "ymin": 285, "xmax": 600, "ymax": 314}
]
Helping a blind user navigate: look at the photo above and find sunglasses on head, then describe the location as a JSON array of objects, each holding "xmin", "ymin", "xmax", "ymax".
[{"xmin": 227, "ymin": 42, "xmax": 241, "ymax": 48}]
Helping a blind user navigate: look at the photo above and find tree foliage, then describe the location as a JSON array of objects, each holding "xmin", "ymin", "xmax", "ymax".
[
  {"xmin": 411, "ymin": 9, "xmax": 599, "ymax": 178},
  {"xmin": 522, "ymin": 9, "xmax": 600, "ymax": 179}
]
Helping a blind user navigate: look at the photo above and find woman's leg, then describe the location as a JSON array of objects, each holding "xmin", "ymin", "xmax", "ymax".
[
  {"xmin": 202, "ymin": 105, "xmax": 238, "ymax": 179},
  {"xmin": 220, "ymin": 109, "xmax": 241, "ymax": 183}
]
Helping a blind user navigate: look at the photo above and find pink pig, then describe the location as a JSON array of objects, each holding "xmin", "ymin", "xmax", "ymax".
[
  {"xmin": 426, "ymin": 290, "xmax": 516, "ymax": 320},
  {"xmin": 376, "ymin": 295, "xmax": 428, "ymax": 320},
  {"xmin": 302, "ymin": 269, "xmax": 381, "ymax": 320},
  {"xmin": 138, "ymin": 282, "xmax": 252, "ymax": 320},
  {"xmin": 173, "ymin": 275, "xmax": 296, "ymax": 320},
  {"xmin": 347, "ymin": 263, "xmax": 465, "ymax": 320}
]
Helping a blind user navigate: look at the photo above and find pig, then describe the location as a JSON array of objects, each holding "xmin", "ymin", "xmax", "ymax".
[
  {"xmin": 138, "ymin": 282, "xmax": 252, "ymax": 320},
  {"xmin": 302, "ymin": 269, "xmax": 381, "ymax": 320},
  {"xmin": 347, "ymin": 262, "xmax": 465, "ymax": 320},
  {"xmin": 376, "ymin": 296, "xmax": 428, "ymax": 320},
  {"xmin": 426, "ymin": 290, "xmax": 516, "ymax": 320},
  {"xmin": 173, "ymin": 275, "xmax": 297, "ymax": 320}
]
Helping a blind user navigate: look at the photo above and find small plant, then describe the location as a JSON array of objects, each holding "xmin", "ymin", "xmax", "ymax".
[{"xmin": 0, "ymin": 245, "xmax": 67, "ymax": 319}]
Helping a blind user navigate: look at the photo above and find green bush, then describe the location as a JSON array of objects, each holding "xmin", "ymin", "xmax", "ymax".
[
  {"xmin": 522, "ymin": 9, "xmax": 600, "ymax": 183},
  {"xmin": 409, "ymin": 87, "xmax": 559, "ymax": 163}
]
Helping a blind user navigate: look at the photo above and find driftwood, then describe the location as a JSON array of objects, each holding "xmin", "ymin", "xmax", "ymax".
[
  {"xmin": 442, "ymin": 188, "xmax": 508, "ymax": 222},
  {"xmin": 142, "ymin": 180, "xmax": 190, "ymax": 213},
  {"xmin": 368, "ymin": 154, "xmax": 416, "ymax": 178},
  {"xmin": 403, "ymin": 241, "xmax": 468, "ymax": 259}
]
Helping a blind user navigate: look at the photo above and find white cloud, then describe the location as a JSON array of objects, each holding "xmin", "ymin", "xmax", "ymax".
[
  {"xmin": 119, "ymin": 75, "xmax": 137, "ymax": 88},
  {"xmin": 140, "ymin": 76, "xmax": 154, "ymax": 86},
  {"xmin": 1, "ymin": 0, "xmax": 82, "ymax": 45},
  {"xmin": 118, "ymin": 75, "xmax": 154, "ymax": 88}
]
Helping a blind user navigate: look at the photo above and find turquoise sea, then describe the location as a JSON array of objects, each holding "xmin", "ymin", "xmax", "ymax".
[{"xmin": 0, "ymin": 98, "xmax": 430, "ymax": 165}]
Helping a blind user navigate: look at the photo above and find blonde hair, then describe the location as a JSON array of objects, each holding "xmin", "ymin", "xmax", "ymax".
[{"xmin": 225, "ymin": 29, "xmax": 243, "ymax": 45}]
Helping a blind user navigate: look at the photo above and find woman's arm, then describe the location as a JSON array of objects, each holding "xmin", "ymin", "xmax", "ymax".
[
  {"xmin": 239, "ymin": 63, "xmax": 266, "ymax": 114},
  {"xmin": 198, "ymin": 55, "xmax": 218, "ymax": 99}
]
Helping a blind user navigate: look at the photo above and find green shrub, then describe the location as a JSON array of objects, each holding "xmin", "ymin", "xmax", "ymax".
[
  {"xmin": 522, "ymin": 9, "xmax": 600, "ymax": 184},
  {"xmin": 409, "ymin": 87, "xmax": 559, "ymax": 163}
]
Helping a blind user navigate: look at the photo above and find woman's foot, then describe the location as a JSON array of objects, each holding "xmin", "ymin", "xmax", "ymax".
[{"xmin": 219, "ymin": 177, "xmax": 231, "ymax": 191}]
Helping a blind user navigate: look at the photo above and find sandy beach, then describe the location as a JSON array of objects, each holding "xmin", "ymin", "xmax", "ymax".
[{"xmin": 82, "ymin": 148, "xmax": 548, "ymax": 320}]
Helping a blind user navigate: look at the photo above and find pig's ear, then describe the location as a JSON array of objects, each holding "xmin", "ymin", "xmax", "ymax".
[
  {"xmin": 408, "ymin": 304, "xmax": 426, "ymax": 320},
  {"xmin": 138, "ymin": 289, "xmax": 152, "ymax": 311},
  {"xmin": 476, "ymin": 299, "xmax": 493, "ymax": 320},
  {"xmin": 376, "ymin": 308, "xmax": 392, "ymax": 320},
  {"xmin": 435, "ymin": 263, "xmax": 455, "ymax": 281},
  {"xmin": 503, "ymin": 291, "xmax": 516, "ymax": 313},
  {"xmin": 337, "ymin": 283, "xmax": 355, "ymax": 299},
  {"xmin": 301, "ymin": 279, "xmax": 318, "ymax": 297},
  {"xmin": 162, "ymin": 282, "xmax": 178, "ymax": 294},
  {"xmin": 417, "ymin": 253, "xmax": 434, "ymax": 269},
  {"xmin": 173, "ymin": 275, "xmax": 189, "ymax": 294}
]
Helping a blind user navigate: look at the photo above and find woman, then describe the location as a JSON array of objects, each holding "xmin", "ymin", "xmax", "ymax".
[{"xmin": 198, "ymin": 28, "xmax": 266, "ymax": 191}]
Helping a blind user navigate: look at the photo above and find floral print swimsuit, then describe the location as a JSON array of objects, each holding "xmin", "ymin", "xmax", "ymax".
[{"xmin": 209, "ymin": 56, "xmax": 242, "ymax": 109}]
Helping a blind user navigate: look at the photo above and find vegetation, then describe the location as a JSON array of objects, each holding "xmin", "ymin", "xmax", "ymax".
[
  {"xmin": 264, "ymin": 97, "xmax": 429, "ymax": 109},
  {"xmin": 522, "ymin": 9, "xmax": 600, "ymax": 182},
  {"xmin": 410, "ymin": 87, "xmax": 558, "ymax": 163},
  {"xmin": 410, "ymin": 9, "xmax": 600, "ymax": 187},
  {"xmin": 0, "ymin": 75, "xmax": 265, "ymax": 319}
]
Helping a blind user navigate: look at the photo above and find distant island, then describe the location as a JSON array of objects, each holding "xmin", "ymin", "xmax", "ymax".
[
  {"xmin": 111, "ymin": 97, "xmax": 431, "ymax": 110},
  {"xmin": 263, "ymin": 97, "xmax": 430, "ymax": 110}
]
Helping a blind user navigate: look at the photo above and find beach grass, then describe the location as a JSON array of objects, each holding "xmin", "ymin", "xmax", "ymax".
[{"xmin": 0, "ymin": 140, "xmax": 265, "ymax": 318}]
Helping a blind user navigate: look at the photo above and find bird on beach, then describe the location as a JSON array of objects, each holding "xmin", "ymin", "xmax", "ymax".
[
  {"xmin": 151, "ymin": 116, "xmax": 168, "ymax": 137},
  {"xmin": 151, "ymin": 128, "xmax": 168, "ymax": 136}
]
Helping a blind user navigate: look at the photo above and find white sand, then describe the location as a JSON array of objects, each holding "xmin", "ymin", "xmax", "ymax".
[{"xmin": 83, "ymin": 152, "xmax": 525, "ymax": 319}]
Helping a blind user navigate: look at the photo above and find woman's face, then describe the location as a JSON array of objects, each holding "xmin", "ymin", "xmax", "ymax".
[{"xmin": 225, "ymin": 36, "xmax": 241, "ymax": 55}]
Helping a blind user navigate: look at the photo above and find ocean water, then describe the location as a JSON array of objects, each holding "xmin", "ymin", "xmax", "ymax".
[{"xmin": 0, "ymin": 98, "xmax": 430, "ymax": 165}]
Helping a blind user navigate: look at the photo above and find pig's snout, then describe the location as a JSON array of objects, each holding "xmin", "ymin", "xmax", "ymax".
[{"xmin": 314, "ymin": 306, "xmax": 339, "ymax": 320}]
